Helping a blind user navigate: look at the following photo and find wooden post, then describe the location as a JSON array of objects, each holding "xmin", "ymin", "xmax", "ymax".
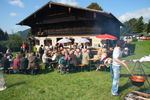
[
  {"xmin": 93, "ymin": 12, "xmax": 96, "ymax": 19},
  {"xmin": 49, "ymin": 3, "xmax": 51, "ymax": 8},
  {"xmin": 69, "ymin": 7, "xmax": 71, "ymax": 13}
]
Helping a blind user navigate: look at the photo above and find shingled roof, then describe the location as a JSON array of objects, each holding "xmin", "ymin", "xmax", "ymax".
[{"xmin": 17, "ymin": 1, "xmax": 122, "ymax": 26}]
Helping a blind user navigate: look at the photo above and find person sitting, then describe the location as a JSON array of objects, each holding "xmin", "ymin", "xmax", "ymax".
[
  {"xmin": 96, "ymin": 48, "xmax": 108, "ymax": 71},
  {"xmin": 1, "ymin": 54, "xmax": 10, "ymax": 73},
  {"xmin": 42, "ymin": 50, "xmax": 50, "ymax": 70},
  {"xmin": 58, "ymin": 51, "xmax": 70, "ymax": 74},
  {"xmin": 20, "ymin": 53, "xmax": 28, "ymax": 74},
  {"xmin": 12, "ymin": 53, "xmax": 20, "ymax": 73},
  {"xmin": 27, "ymin": 52, "xmax": 38, "ymax": 75},
  {"xmin": 74, "ymin": 49, "xmax": 82, "ymax": 64},
  {"xmin": 123, "ymin": 47, "xmax": 129, "ymax": 57},
  {"xmin": 107, "ymin": 47, "xmax": 113, "ymax": 58},
  {"xmin": 50, "ymin": 51, "xmax": 58, "ymax": 69},
  {"xmin": 6, "ymin": 48, "xmax": 12, "ymax": 55}
]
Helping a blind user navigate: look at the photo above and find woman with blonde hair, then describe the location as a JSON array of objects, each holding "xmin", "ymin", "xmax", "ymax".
[{"xmin": 96, "ymin": 48, "xmax": 108, "ymax": 71}]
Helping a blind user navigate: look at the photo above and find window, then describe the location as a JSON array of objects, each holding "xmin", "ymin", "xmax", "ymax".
[
  {"xmin": 44, "ymin": 39, "xmax": 52, "ymax": 46},
  {"xmin": 35, "ymin": 39, "xmax": 40, "ymax": 45}
]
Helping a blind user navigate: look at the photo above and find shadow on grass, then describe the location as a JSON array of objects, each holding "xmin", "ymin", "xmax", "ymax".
[
  {"xmin": 119, "ymin": 82, "xmax": 132, "ymax": 93},
  {"xmin": 128, "ymin": 43, "xmax": 136, "ymax": 55},
  {"xmin": 8, "ymin": 81, "xmax": 26, "ymax": 88},
  {"xmin": 38, "ymin": 69, "xmax": 54, "ymax": 74}
]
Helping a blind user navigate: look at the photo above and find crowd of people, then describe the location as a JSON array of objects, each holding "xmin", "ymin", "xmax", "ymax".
[
  {"xmin": 0, "ymin": 40, "xmax": 130, "ymax": 94},
  {"xmin": 0, "ymin": 44, "xmax": 117, "ymax": 74}
]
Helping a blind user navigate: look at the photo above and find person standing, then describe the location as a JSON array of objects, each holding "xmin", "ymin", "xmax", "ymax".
[
  {"xmin": 81, "ymin": 49, "xmax": 90, "ymax": 71},
  {"xmin": 111, "ymin": 40, "xmax": 131, "ymax": 96},
  {"xmin": 82, "ymin": 49, "xmax": 89, "ymax": 65},
  {"xmin": 69, "ymin": 50, "xmax": 78, "ymax": 72},
  {"xmin": 6, "ymin": 48, "xmax": 12, "ymax": 55},
  {"xmin": 39, "ymin": 45, "xmax": 44, "ymax": 60},
  {"xmin": 0, "ymin": 67, "xmax": 7, "ymax": 91}
]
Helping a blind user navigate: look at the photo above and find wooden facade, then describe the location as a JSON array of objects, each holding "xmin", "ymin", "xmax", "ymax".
[{"xmin": 18, "ymin": 1, "xmax": 123, "ymax": 48}]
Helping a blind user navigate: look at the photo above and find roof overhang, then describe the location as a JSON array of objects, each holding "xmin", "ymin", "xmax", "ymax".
[{"xmin": 17, "ymin": 1, "xmax": 123, "ymax": 26}]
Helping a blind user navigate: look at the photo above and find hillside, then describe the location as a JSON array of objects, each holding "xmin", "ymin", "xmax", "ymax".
[{"xmin": 16, "ymin": 29, "xmax": 30, "ymax": 38}]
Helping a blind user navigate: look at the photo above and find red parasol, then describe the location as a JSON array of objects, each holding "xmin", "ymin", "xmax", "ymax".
[{"xmin": 96, "ymin": 34, "xmax": 117, "ymax": 40}]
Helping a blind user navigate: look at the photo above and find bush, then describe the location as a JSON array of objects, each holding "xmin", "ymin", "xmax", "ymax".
[
  {"xmin": 0, "ymin": 34, "xmax": 27, "ymax": 52},
  {"xmin": 132, "ymin": 37, "xmax": 137, "ymax": 42}
]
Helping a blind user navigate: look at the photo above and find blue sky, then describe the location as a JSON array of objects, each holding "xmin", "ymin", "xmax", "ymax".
[{"xmin": 0, "ymin": 0, "xmax": 150, "ymax": 33}]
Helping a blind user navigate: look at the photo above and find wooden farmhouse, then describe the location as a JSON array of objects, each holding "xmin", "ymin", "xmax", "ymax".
[{"xmin": 17, "ymin": 1, "xmax": 123, "ymax": 49}]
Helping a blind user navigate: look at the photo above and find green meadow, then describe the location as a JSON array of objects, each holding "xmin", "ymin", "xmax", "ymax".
[{"xmin": 0, "ymin": 40, "xmax": 150, "ymax": 100}]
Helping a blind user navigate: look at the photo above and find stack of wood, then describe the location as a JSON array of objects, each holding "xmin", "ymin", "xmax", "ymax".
[{"xmin": 124, "ymin": 91, "xmax": 150, "ymax": 100}]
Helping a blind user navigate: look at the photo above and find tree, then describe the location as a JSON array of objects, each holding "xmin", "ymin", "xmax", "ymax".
[
  {"xmin": 6, "ymin": 34, "xmax": 25, "ymax": 51},
  {"xmin": 143, "ymin": 23, "xmax": 147, "ymax": 33},
  {"xmin": 128, "ymin": 18, "xmax": 138, "ymax": 33},
  {"xmin": 146, "ymin": 20, "xmax": 150, "ymax": 34},
  {"xmin": 120, "ymin": 18, "xmax": 138, "ymax": 35},
  {"xmin": 27, "ymin": 29, "xmax": 32, "ymax": 37},
  {"xmin": 87, "ymin": 2, "xmax": 103, "ymax": 11},
  {"xmin": 4, "ymin": 31, "xmax": 9, "ymax": 40},
  {"xmin": 0, "ymin": 28, "xmax": 5, "ymax": 41},
  {"xmin": 133, "ymin": 16, "xmax": 144, "ymax": 33}
]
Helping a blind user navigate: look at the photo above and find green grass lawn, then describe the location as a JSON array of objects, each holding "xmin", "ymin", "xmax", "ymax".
[{"xmin": 1, "ymin": 40, "xmax": 150, "ymax": 100}]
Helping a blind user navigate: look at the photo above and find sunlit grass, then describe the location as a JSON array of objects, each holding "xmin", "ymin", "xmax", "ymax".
[{"xmin": 0, "ymin": 40, "xmax": 150, "ymax": 100}]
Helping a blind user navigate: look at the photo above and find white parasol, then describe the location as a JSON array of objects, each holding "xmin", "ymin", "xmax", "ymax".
[
  {"xmin": 57, "ymin": 38, "xmax": 72, "ymax": 44},
  {"xmin": 74, "ymin": 38, "xmax": 90, "ymax": 43}
]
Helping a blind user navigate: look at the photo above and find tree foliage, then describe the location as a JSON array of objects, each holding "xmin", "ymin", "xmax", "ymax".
[
  {"xmin": 133, "ymin": 16, "xmax": 144, "ymax": 33},
  {"xmin": 0, "ymin": 28, "xmax": 9, "ymax": 41},
  {"xmin": 120, "ymin": 18, "xmax": 138, "ymax": 35},
  {"xmin": 87, "ymin": 2, "xmax": 103, "ymax": 11},
  {"xmin": 0, "ymin": 33, "xmax": 26, "ymax": 52},
  {"xmin": 146, "ymin": 20, "xmax": 150, "ymax": 33},
  {"xmin": 27, "ymin": 29, "xmax": 32, "ymax": 37},
  {"xmin": 121, "ymin": 16, "xmax": 150, "ymax": 35}
]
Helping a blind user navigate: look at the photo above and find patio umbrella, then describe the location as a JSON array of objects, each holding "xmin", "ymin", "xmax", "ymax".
[
  {"xmin": 96, "ymin": 34, "xmax": 117, "ymax": 40},
  {"xmin": 57, "ymin": 38, "xmax": 72, "ymax": 44},
  {"xmin": 74, "ymin": 38, "xmax": 90, "ymax": 43}
]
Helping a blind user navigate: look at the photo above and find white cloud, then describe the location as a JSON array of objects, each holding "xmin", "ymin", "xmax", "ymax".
[
  {"xmin": 119, "ymin": 8, "xmax": 150, "ymax": 22},
  {"xmin": 10, "ymin": 12, "xmax": 17, "ymax": 17},
  {"xmin": 56, "ymin": 0, "xmax": 78, "ymax": 6},
  {"xmin": 9, "ymin": 0, "xmax": 24, "ymax": 8}
]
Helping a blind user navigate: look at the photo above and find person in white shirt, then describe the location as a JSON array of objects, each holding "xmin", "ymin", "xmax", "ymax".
[
  {"xmin": 42, "ymin": 50, "xmax": 50, "ymax": 69},
  {"xmin": 111, "ymin": 40, "xmax": 131, "ymax": 96}
]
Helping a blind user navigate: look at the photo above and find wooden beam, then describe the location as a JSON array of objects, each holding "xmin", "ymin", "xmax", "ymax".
[
  {"xmin": 93, "ymin": 12, "xmax": 96, "ymax": 19},
  {"xmin": 49, "ymin": 4, "xmax": 51, "ymax": 8},
  {"xmin": 68, "ymin": 7, "xmax": 71, "ymax": 13},
  {"xmin": 47, "ymin": 12, "xmax": 66, "ymax": 17}
]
